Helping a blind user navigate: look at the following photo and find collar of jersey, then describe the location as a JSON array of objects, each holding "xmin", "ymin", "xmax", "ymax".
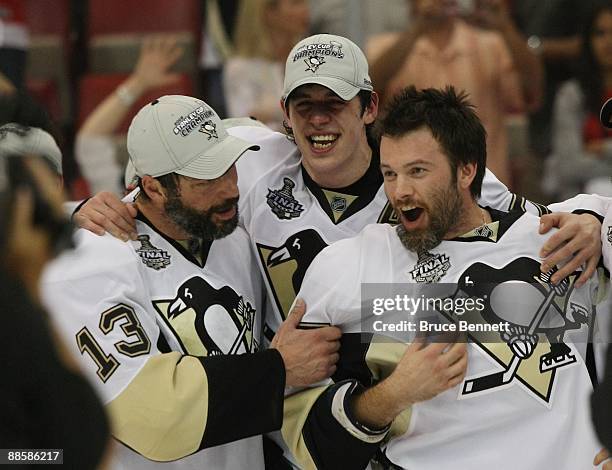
[
  {"xmin": 135, "ymin": 211, "xmax": 213, "ymax": 267},
  {"xmin": 449, "ymin": 207, "xmax": 523, "ymax": 243},
  {"xmin": 301, "ymin": 138, "xmax": 382, "ymax": 225}
]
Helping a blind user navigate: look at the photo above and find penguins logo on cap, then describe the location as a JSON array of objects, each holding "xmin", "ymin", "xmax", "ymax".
[{"xmin": 199, "ymin": 120, "xmax": 218, "ymax": 140}]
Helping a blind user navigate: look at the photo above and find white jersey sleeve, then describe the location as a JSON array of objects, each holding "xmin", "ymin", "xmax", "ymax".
[
  {"xmin": 480, "ymin": 168, "xmax": 612, "ymax": 219},
  {"xmin": 603, "ymin": 208, "xmax": 612, "ymax": 271},
  {"xmin": 41, "ymin": 230, "xmax": 285, "ymax": 464},
  {"xmin": 548, "ymin": 194, "xmax": 611, "ymax": 218}
]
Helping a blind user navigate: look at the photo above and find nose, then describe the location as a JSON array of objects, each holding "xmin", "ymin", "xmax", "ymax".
[
  {"xmin": 308, "ymin": 106, "xmax": 332, "ymax": 127},
  {"xmin": 393, "ymin": 175, "xmax": 415, "ymax": 202}
]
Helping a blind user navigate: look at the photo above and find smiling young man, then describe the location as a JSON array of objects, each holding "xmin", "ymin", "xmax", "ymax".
[
  {"xmin": 281, "ymin": 86, "xmax": 607, "ymax": 470},
  {"xmin": 41, "ymin": 96, "xmax": 341, "ymax": 469}
]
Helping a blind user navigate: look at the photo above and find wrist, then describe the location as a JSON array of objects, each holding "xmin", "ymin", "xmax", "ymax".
[
  {"xmin": 379, "ymin": 375, "xmax": 415, "ymax": 416},
  {"xmin": 352, "ymin": 378, "xmax": 403, "ymax": 428},
  {"xmin": 527, "ymin": 35, "xmax": 543, "ymax": 56},
  {"xmin": 117, "ymin": 78, "xmax": 146, "ymax": 105}
]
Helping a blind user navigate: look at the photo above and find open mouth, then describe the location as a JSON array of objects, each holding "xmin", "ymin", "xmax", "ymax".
[
  {"xmin": 400, "ymin": 205, "xmax": 424, "ymax": 222},
  {"xmin": 215, "ymin": 206, "xmax": 236, "ymax": 218},
  {"xmin": 308, "ymin": 134, "xmax": 339, "ymax": 151},
  {"xmin": 212, "ymin": 200, "xmax": 238, "ymax": 220}
]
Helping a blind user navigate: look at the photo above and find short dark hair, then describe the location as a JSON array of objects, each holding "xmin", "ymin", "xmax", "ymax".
[
  {"xmin": 0, "ymin": 90, "xmax": 56, "ymax": 138},
  {"xmin": 283, "ymin": 89, "xmax": 373, "ymax": 140},
  {"xmin": 137, "ymin": 172, "xmax": 180, "ymax": 202},
  {"xmin": 377, "ymin": 86, "xmax": 486, "ymax": 198}
]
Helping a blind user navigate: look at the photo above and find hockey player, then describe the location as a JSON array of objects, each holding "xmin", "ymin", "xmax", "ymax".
[
  {"xmin": 282, "ymin": 86, "xmax": 608, "ymax": 470},
  {"xmin": 592, "ymin": 209, "xmax": 612, "ymax": 468},
  {"xmin": 41, "ymin": 96, "xmax": 340, "ymax": 469},
  {"xmin": 73, "ymin": 34, "xmax": 606, "ymax": 350}
]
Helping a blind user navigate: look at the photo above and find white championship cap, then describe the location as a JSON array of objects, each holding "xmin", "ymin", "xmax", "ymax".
[
  {"xmin": 0, "ymin": 123, "xmax": 63, "ymax": 175},
  {"xmin": 282, "ymin": 34, "xmax": 373, "ymax": 103},
  {"xmin": 127, "ymin": 95, "xmax": 259, "ymax": 180}
]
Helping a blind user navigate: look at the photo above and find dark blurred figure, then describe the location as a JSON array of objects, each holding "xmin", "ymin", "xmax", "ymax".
[
  {"xmin": 199, "ymin": 0, "xmax": 240, "ymax": 117},
  {"xmin": 543, "ymin": 1, "xmax": 612, "ymax": 199},
  {"xmin": 0, "ymin": 0, "xmax": 28, "ymax": 88},
  {"xmin": 0, "ymin": 90, "xmax": 55, "ymax": 136},
  {"xmin": 512, "ymin": 0, "xmax": 597, "ymax": 159},
  {"xmin": 0, "ymin": 153, "xmax": 110, "ymax": 468}
]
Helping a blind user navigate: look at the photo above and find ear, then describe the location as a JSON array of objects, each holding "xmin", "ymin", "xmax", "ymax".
[
  {"xmin": 281, "ymin": 98, "xmax": 292, "ymax": 128},
  {"xmin": 457, "ymin": 162, "xmax": 477, "ymax": 191},
  {"xmin": 141, "ymin": 175, "xmax": 169, "ymax": 205},
  {"xmin": 363, "ymin": 91, "xmax": 379, "ymax": 125}
]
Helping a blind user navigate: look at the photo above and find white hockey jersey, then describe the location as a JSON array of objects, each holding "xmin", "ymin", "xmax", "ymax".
[
  {"xmin": 230, "ymin": 124, "xmax": 610, "ymax": 347},
  {"xmin": 604, "ymin": 209, "xmax": 612, "ymax": 271},
  {"xmin": 284, "ymin": 210, "xmax": 606, "ymax": 470},
  {"xmin": 41, "ymin": 214, "xmax": 284, "ymax": 470}
]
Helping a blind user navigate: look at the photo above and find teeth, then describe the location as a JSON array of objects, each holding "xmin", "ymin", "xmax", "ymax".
[
  {"xmin": 400, "ymin": 205, "xmax": 417, "ymax": 211},
  {"xmin": 310, "ymin": 134, "xmax": 337, "ymax": 142},
  {"xmin": 313, "ymin": 142, "xmax": 333, "ymax": 149}
]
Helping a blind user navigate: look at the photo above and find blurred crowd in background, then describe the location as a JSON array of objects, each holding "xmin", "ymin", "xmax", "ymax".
[{"xmin": 0, "ymin": 0, "xmax": 611, "ymax": 203}]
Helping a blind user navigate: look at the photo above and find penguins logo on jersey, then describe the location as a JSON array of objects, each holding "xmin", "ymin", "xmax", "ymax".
[
  {"xmin": 153, "ymin": 276, "xmax": 257, "ymax": 356},
  {"xmin": 135, "ymin": 234, "xmax": 171, "ymax": 270},
  {"xmin": 442, "ymin": 258, "xmax": 586, "ymax": 405},
  {"xmin": 199, "ymin": 120, "xmax": 218, "ymax": 140},
  {"xmin": 266, "ymin": 177, "xmax": 304, "ymax": 220},
  {"xmin": 256, "ymin": 229, "xmax": 328, "ymax": 319},
  {"xmin": 410, "ymin": 251, "xmax": 451, "ymax": 283},
  {"xmin": 607, "ymin": 226, "xmax": 612, "ymax": 245}
]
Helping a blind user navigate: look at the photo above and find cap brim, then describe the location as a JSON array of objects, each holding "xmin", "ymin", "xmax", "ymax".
[
  {"xmin": 284, "ymin": 76, "xmax": 361, "ymax": 103},
  {"xmin": 175, "ymin": 134, "xmax": 259, "ymax": 180}
]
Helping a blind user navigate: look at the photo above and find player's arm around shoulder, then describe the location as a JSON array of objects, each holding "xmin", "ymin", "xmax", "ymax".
[
  {"xmin": 280, "ymin": 227, "xmax": 427, "ymax": 470},
  {"xmin": 42, "ymin": 231, "xmax": 288, "ymax": 461},
  {"xmin": 601, "ymin": 206, "xmax": 612, "ymax": 272}
]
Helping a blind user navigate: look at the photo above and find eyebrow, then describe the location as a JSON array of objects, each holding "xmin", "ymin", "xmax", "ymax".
[
  {"xmin": 380, "ymin": 159, "xmax": 432, "ymax": 169},
  {"xmin": 291, "ymin": 90, "xmax": 344, "ymax": 101}
]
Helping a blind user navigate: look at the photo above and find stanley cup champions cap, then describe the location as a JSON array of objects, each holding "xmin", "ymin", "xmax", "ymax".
[
  {"xmin": 282, "ymin": 34, "xmax": 373, "ymax": 103},
  {"xmin": 127, "ymin": 95, "xmax": 259, "ymax": 180}
]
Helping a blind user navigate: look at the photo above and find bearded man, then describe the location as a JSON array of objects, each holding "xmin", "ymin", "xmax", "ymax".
[
  {"xmin": 41, "ymin": 96, "xmax": 341, "ymax": 470},
  {"xmin": 281, "ymin": 86, "xmax": 608, "ymax": 470}
]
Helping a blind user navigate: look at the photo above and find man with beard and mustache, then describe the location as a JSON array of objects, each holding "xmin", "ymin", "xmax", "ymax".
[
  {"xmin": 280, "ymin": 86, "xmax": 608, "ymax": 470},
  {"xmin": 41, "ymin": 95, "xmax": 341, "ymax": 470}
]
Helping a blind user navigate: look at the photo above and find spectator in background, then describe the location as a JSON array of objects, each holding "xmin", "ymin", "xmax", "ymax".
[
  {"xmin": 367, "ymin": 0, "xmax": 543, "ymax": 187},
  {"xmin": 0, "ymin": 0, "xmax": 28, "ymax": 88},
  {"xmin": 199, "ymin": 0, "xmax": 240, "ymax": 118},
  {"xmin": 0, "ymin": 88, "xmax": 56, "ymax": 135},
  {"xmin": 0, "ymin": 153, "xmax": 110, "ymax": 469},
  {"xmin": 223, "ymin": 0, "xmax": 309, "ymax": 130},
  {"xmin": 512, "ymin": 0, "xmax": 596, "ymax": 160},
  {"xmin": 544, "ymin": 2, "xmax": 612, "ymax": 200},
  {"xmin": 309, "ymin": 0, "xmax": 409, "ymax": 45},
  {"xmin": 75, "ymin": 35, "xmax": 183, "ymax": 196}
]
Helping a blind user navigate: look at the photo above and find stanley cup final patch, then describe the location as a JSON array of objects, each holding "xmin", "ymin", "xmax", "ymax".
[
  {"xmin": 136, "ymin": 234, "xmax": 171, "ymax": 270},
  {"xmin": 607, "ymin": 226, "xmax": 612, "ymax": 245},
  {"xmin": 410, "ymin": 251, "xmax": 451, "ymax": 283},
  {"xmin": 266, "ymin": 177, "xmax": 304, "ymax": 220}
]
